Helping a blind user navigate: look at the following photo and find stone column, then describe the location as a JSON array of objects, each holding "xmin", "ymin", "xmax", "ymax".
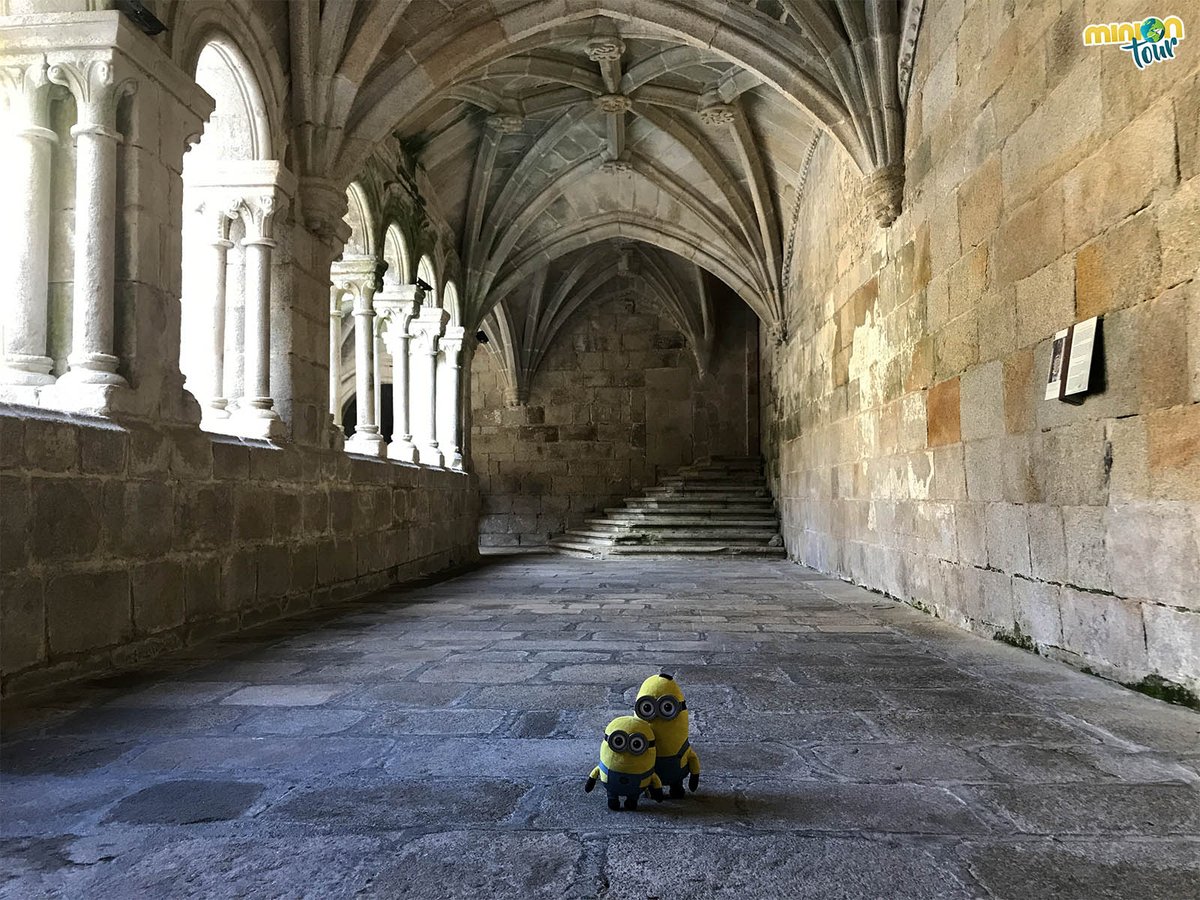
[
  {"xmin": 47, "ymin": 58, "xmax": 136, "ymax": 398},
  {"xmin": 233, "ymin": 194, "xmax": 285, "ymax": 440},
  {"xmin": 195, "ymin": 199, "xmax": 236, "ymax": 422},
  {"xmin": 373, "ymin": 327, "xmax": 384, "ymax": 431},
  {"xmin": 410, "ymin": 306, "xmax": 449, "ymax": 466},
  {"xmin": 375, "ymin": 285, "xmax": 423, "ymax": 463},
  {"xmin": 329, "ymin": 286, "xmax": 345, "ymax": 428},
  {"xmin": 337, "ymin": 258, "xmax": 386, "ymax": 457},
  {"xmin": 0, "ymin": 59, "xmax": 57, "ymax": 393},
  {"xmin": 438, "ymin": 325, "xmax": 467, "ymax": 470},
  {"xmin": 344, "ymin": 289, "xmax": 386, "ymax": 456}
]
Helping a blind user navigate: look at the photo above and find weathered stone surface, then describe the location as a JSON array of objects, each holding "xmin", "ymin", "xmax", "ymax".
[
  {"xmin": 1075, "ymin": 212, "xmax": 1161, "ymax": 319},
  {"xmin": 4, "ymin": 556, "xmax": 1200, "ymax": 899},
  {"xmin": 605, "ymin": 833, "xmax": 982, "ymax": 899},
  {"xmin": 45, "ymin": 570, "xmax": 131, "ymax": 656},
  {"xmin": 105, "ymin": 779, "xmax": 263, "ymax": 825},
  {"xmin": 965, "ymin": 839, "xmax": 1200, "ymax": 900},
  {"xmin": 926, "ymin": 376, "xmax": 961, "ymax": 447},
  {"xmin": 366, "ymin": 832, "xmax": 585, "ymax": 899},
  {"xmin": 2, "ymin": 412, "xmax": 478, "ymax": 694}
]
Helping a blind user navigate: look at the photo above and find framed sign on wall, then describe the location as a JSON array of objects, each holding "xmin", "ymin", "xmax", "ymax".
[{"xmin": 1045, "ymin": 316, "xmax": 1100, "ymax": 402}]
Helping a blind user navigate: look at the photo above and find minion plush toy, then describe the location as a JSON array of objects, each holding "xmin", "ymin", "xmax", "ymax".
[
  {"xmin": 634, "ymin": 671, "xmax": 700, "ymax": 798},
  {"xmin": 585, "ymin": 715, "xmax": 664, "ymax": 811}
]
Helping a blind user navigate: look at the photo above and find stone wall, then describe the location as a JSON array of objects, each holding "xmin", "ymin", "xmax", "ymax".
[
  {"xmin": 0, "ymin": 405, "xmax": 479, "ymax": 696},
  {"xmin": 764, "ymin": 0, "xmax": 1200, "ymax": 693},
  {"xmin": 472, "ymin": 293, "xmax": 759, "ymax": 547}
]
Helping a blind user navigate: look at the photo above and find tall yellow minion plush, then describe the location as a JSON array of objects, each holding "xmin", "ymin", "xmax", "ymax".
[
  {"xmin": 634, "ymin": 671, "xmax": 700, "ymax": 798},
  {"xmin": 585, "ymin": 715, "xmax": 665, "ymax": 811}
]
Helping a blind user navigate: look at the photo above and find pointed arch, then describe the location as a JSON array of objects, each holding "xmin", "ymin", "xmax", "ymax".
[
  {"xmin": 383, "ymin": 223, "xmax": 412, "ymax": 286},
  {"xmin": 417, "ymin": 255, "xmax": 439, "ymax": 306},
  {"xmin": 344, "ymin": 182, "xmax": 375, "ymax": 257}
]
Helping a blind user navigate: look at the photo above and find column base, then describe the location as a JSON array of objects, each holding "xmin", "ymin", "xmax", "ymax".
[
  {"xmin": 448, "ymin": 449, "xmax": 464, "ymax": 471},
  {"xmin": 346, "ymin": 427, "xmax": 387, "ymax": 458},
  {"xmin": 387, "ymin": 438, "xmax": 418, "ymax": 464},
  {"xmin": 231, "ymin": 401, "xmax": 286, "ymax": 441},
  {"xmin": 205, "ymin": 398, "xmax": 231, "ymax": 419},
  {"xmin": 418, "ymin": 443, "xmax": 444, "ymax": 467},
  {"xmin": 39, "ymin": 379, "xmax": 126, "ymax": 416},
  {"xmin": 0, "ymin": 355, "xmax": 55, "ymax": 386},
  {"xmin": 59, "ymin": 353, "xmax": 128, "ymax": 387}
]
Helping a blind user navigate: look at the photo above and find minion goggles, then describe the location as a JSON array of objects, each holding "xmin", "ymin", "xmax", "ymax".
[
  {"xmin": 635, "ymin": 695, "xmax": 686, "ymax": 721},
  {"xmin": 605, "ymin": 730, "xmax": 654, "ymax": 754}
]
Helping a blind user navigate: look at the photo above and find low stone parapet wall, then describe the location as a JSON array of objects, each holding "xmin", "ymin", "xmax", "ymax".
[{"xmin": 0, "ymin": 405, "xmax": 479, "ymax": 696}]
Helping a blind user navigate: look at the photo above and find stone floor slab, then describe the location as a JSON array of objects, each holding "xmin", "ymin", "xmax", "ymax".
[{"xmin": 1, "ymin": 556, "xmax": 1197, "ymax": 898}]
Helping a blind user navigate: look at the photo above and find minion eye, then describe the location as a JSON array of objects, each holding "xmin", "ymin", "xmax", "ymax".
[
  {"xmin": 636, "ymin": 697, "xmax": 657, "ymax": 720},
  {"xmin": 629, "ymin": 734, "xmax": 646, "ymax": 753},
  {"xmin": 608, "ymin": 732, "xmax": 628, "ymax": 751},
  {"xmin": 659, "ymin": 698, "xmax": 678, "ymax": 719}
]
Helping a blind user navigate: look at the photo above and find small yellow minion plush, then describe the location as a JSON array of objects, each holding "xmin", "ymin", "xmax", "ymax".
[
  {"xmin": 634, "ymin": 671, "xmax": 700, "ymax": 798},
  {"xmin": 585, "ymin": 715, "xmax": 665, "ymax": 811}
]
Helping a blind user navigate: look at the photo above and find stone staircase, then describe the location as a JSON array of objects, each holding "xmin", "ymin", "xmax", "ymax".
[{"xmin": 549, "ymin": 456, "xmax": 786, "ymax": 559}]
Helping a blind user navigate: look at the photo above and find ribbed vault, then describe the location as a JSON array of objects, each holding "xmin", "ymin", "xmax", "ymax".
[
  {"xmin": 272, "ymin": 0, "xmax": 923, "ymax": 392},
  {"xmin": 480, "ymin": 241, "xmax": 715, "ymax": 403}
]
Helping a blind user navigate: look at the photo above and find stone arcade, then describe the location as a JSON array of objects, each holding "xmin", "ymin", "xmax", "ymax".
[{"xmin": 1, "ymin": 1, "xmax": 1198, "ymax": 896}]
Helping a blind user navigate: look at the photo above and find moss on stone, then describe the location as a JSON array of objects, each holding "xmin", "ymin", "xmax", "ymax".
[
  {"xmin": 1120, "ymin": 675, "xmax": 1200, "ymax": 710},
  {"xmin": 992, "ymin": 622, "xmax": 1036, "ymax": 653}
]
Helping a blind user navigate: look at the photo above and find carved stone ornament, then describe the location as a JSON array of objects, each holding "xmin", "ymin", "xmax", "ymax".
[
  {"xmin": 47, "ymin": 58, "xmax": 136, "ymax": 131},
  {"xmin": 0, "ymin": 57, "xmax": 54, "ymax": 128},
  {"xmin": 864, "ymin": 163, "xmax": 905, "ymax": 228},
  {"xmin": 300, "ymin": 176, "xmax": 351, "ymax": 246},
  {"xmin": 486, "ymin": 113, "xmax": 524, "ymax": 134},
  {"xmin": 585, "ymin": 38, "xmax": 626, "ymax": 62},
  {"xmin": 699, "ymin": 105, "xmax": 735, "ymax": 127},
  {"xmin": 600, "ymin": 159, "xmax": 633, "ymax": 175},
  {"xmin": 595, "ymin": 93, "xmax": 632, "ymax": 114}
]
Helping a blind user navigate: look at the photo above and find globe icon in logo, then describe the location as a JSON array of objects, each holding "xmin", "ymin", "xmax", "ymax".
[{"xmin": 1141, "ymin": 17, "xmax": 1166, "ymax": 41}]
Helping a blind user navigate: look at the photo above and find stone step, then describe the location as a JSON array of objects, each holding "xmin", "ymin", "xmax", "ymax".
[
  {"xmin": 556, "ymin": 535, "xmax": 782, "ymax": 549},
  {"xmin": 567, "ymin": 526, "xmax": 780, "ymax": 541},
  {"xmin": 549, "ymin": 538, "xmax": 787, "ymax": 559},
  {"xmin": 621, "ymin": 499, "xmax": 776, "ymax": 511},
  {"xmin": 651, "ymin": 481, "xmax": 768, "ymax": 492},
  {"xmin": 598, "ymin": 514, "xmax": 781, "ymax": 527},
  {"xmin": 551, "ymin": 456, "xmax": 783, "ymax": 560}
]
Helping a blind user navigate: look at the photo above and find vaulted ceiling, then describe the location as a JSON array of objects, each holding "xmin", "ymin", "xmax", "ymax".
[{"xmin": 220, "ymin": 0, "xmax": 924, "ymax": 393}]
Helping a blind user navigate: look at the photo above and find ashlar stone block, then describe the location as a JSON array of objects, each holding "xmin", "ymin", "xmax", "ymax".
[
  {"xmin": 1059, "ymin": 587, "xmax": 1148, "ymax": 676},
  {"xmin": 1107, "ymin": 501, "xmax": 1200, "ymax": 609},
  {"xmin": 46, "ymin": 569, "xmax": 132, "ymax": 656},
  {"xmin": 1062, "ymin": 506, "xmax": 1111, "ymax": 593},
  {"xmin": 985, "ymin": 502, "xmax": 1032, "ymax": 576}
]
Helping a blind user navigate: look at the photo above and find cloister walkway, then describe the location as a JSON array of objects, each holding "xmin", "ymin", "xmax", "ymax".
[{"xmin": 2, "ymin": 556, "xmax": 1198, "ymax": 898}]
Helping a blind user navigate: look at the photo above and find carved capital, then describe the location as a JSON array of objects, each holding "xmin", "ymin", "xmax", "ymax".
[
  {"xmin": 600, "ymin": 159, "xmax": 633, "ymax": 175},
  {"xmin": 410, "ymin": 307, "xmax": 450, "ymax": 353},
  {"xmin": 504, "ymin": 384, "xmax": 529, "ymax": 407},
  {"xmin": 585, "ymin": 38, "xmax": 626, "ymax": 62},
  {"xmin": 331, "ymin": 255, "xmax": 381, "ymax": 301},
  {"xmin": 486, "ymin": 113, "xmax": 524, "ymax": 134},
  {"xmin": 47, "ymin": 58, "xmax": 135, "ymax": 132},
  {"xmin": 699, "ymin": 104, "xmax": 735, "ymax": 127},
  {"xmin": 0, "ymin": 57, "xmax": 55, "ymax": 130},
  {"xmin": 375, "ymin": 297, "xmax": 420, "ymax": 346},
  {"xmin": 241, "ymin": 194, "xmax": 282, "ymax": 242},
  {"xmin": 864, "ymin": 163, "xmax": 905, "ymax": 228},
  {"xmin": 196, "ymin": 196, "xmax": 238, "ymax": 244},
  {"xmin": 440, "ymin": 325, "xmax": 467, "ymax": 361},
  {"xmin": 595, "ymin": 93, "xmax": 632, "ymax": 115}
]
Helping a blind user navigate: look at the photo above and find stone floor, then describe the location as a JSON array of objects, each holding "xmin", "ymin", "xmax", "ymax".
[{"xmin": 2, "ymin": 555, "xmax": 1198, "ymax": 899}]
